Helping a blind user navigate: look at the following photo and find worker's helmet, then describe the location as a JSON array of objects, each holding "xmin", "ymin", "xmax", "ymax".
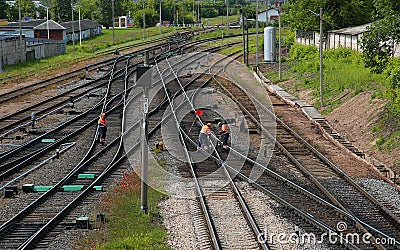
[
  {"xmin": 101, "ymin": 113, "xmax": 106, "ymax": 117},
  {"xmin": 207, "ymin": 123, "xmax": 212, "ymax": 127}
]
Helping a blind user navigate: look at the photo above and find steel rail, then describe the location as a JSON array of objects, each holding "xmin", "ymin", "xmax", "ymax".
[
  {"xmin": 2, "ymin": 38, "xmax": 199, "ymax": 248},
  {"xmin": 0, "ymin": 39, "xmax": 240, "ymax": 248},
  {"xmin": 16, "ymin": 54, "xmax": 211, "ymax": 248},
  {"xmin": 154, "ymin": 53, "xmax": 221, "ymax": 249},
  {"xmin": 155, "ymin": 50, "xmax": 269, "ymax": 249},
  {"xmin": 1, "ymin": 55, "xmax": 132, "ymax": 247},
  {"xmin": 213, "ymin": 72, "xmax": 400, "ymax": 247}
]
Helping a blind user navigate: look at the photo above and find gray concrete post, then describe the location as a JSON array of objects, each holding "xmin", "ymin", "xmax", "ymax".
[{"xmin": 141, "ymin": 86, "xmax": 149, "ymax": 213}]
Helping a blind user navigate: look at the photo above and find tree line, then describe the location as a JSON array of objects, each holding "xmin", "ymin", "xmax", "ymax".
[
  {"xmin": 1, "ymin": 0, "xmax": 399, "ymax": 77},
  {"xmin": 0, "ymin": 0, "xmax": 251, "ymax": 27}
]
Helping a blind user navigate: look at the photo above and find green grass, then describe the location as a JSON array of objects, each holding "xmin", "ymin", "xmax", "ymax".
[
  {"xmin": 76, "ymin": 172, "xmax": 169, "ymax": 249},
  {"xmin": 268, "ymin": 44, "xmax": 386, "ymax": 110},
  {"xmin": 267, "ymin": 42, "xmax": 400, "ymax": 154},
  {"xmin": 204, "ymin": 14, "xmax": 240, "ymax": 26}
]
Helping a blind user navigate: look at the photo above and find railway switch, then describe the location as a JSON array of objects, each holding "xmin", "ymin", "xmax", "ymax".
[
  {"xmin": 4, "ymin": 189, "xmax": 14, "ymax": 198},
  {"xmin": 62, "ymin": 185, "xmax": 84, "ymax": 192},
  {"xmin": 22, "ymin": 184, "xmax": 34, "ymax": 193},
  {"xmin": 4, "ymin": 186, "xmax": 18, "ymax": 198},
  {"xmin": 76, "ymin": 217, "xmax": 91, "ymax": 229},
  {"xmin": 33, "ymin": 186, "xmax": 53, "ymax": 192},
  {"xmin": 41, "ymin": 138, "xmax": 55, "ymax": 143},
  {"xmin": 93, "ymin": 186, "xmax": 103, "ymax": 191},
  {"xmin": 78, "ymin": 173, "xmax": 95, "ymax": 179}
]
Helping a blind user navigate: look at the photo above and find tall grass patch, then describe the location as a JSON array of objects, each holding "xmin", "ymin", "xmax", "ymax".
[
  {"xmin": 285, "ymin": 44, "xmax": 385, "ymax": 109},
  {"xmin": 76, "ymin": 172, "xmax": 169, "ymax": 249}
]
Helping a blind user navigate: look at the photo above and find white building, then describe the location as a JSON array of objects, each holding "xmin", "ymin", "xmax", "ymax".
[{"xmin": 257, "ymin": 8, "xmax": 280, "ymax": 23}]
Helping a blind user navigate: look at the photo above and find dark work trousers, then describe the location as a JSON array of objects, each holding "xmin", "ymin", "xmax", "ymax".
[{"xmin": 221, "ymin": 132, "xmax": 229, "ymax": 147}]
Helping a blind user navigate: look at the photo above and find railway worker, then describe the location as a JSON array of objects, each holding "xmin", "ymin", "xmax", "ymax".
[
  {"xmin": 198, "ymin": 123, "xmax": 212, "ymax": 151},
  {"xmin": 217, "ymin": 122, "xmax": 223, "ymax": 133},
  {"xmin": 98, "ymin": 113, "xmax": 108, "ymax": 145},
  {"xmin": 220, "ymin": 123, "xmax": 229, "ymax": 149},
  {"xmin": 216, "ymin": 122, "xmax": 223, "ymax": 146}
]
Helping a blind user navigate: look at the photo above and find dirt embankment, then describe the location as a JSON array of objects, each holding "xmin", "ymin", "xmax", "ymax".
[{"xmin": 258, "ymin": 61, "xmax": 399, "ymax": 175}]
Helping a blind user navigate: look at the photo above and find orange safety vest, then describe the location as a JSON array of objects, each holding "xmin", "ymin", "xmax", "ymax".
[
  {"xmin": 221, "ymin": 124, "xmax": 228, "ymax": 132},
  {"xmin": 98, "ymin": 117, "xmax": 107, "ymax": 127},
  {"xmin": 200, "ymin": 125, "xmax": 211, "ymax": 134}
]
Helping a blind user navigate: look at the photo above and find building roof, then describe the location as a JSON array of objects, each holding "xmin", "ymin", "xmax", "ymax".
[
  {"xmin": 0, "ymin": 34, "xmax": 22, "ymax": 41},
  {"xmin": 257, "ymin": 8, "xmax": 280, "ymax": 15},
  {"xmin": 329, "ymin": 23, "xmax": 371, "ymax": 35},
  {"xmin": 7, "ymin": 20, "xmax": 45, "ymax": 28},
  {"xmin": 34, "ymin": 20, "xmax": 66, "ymax": 30},
  {"xmin": 6, "ymin": 19, "xmax": 101, "ymax": 34},
  {"xmin": 61, "ymin": 19, "xmax": 102, "ymax": 34}
]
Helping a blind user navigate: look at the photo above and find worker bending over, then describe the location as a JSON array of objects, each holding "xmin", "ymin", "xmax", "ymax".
[{"xmin": 198, "ymin": 123, "xmax": 212, "ymax": 151}]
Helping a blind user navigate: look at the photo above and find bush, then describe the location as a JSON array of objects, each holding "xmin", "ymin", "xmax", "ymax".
[{"xmin": 289, "ymin": 44, "xmax": 318, "ymax": 60}]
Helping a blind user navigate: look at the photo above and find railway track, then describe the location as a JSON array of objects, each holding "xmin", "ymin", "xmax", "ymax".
[
  {"xmin": 0, "ymin": 53, "xmax": 130, "ymax": 249},
  {"xmin": 210, "ymin": 65, "xmax": 400, "ymax": 248},
  {"xmin": 5, "ymin": 34, "xmax": 389, "ymax": 250},
  {"xmin": 144, "ymin": 52, "xmax": 268, "ymax": 249},
  {"xmin": 0, "ymin": 38, "xmax": 188, "ymax": 139},
  {"xmin": 0, "ymin": 40, "xmax": 241, "ymax": 248},
  {"xmin": 146, "ymin": 48, "xmax": 399, "ymax": 249},
  {"xmin": 0, "ymin": 32, "xmax": 244, "ymax": 142}
]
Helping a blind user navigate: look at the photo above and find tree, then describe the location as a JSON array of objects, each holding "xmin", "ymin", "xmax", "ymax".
[
  {"xmin": 283, "ymin": 0, "xmax": 375, "ymax": 31},
  {"xmin": 75, "ymin": 0, "xmax": 98, "ymax": 21},
  {"xmin": 360, "ymin": 17, "xmax": 400, "ymax": 74},
  {"xmin": 20, "ymin": 0, "xmax": 36, "ymax": 19},
  {"xmin": 96, "ymin": 0, "xmax": 112, "ymax": 27},
  {"xmin": 36, "ymin": 6, "xmax": 48, "ymax": 19},
  {"xmin": 202, "ymin": 8, "xmax": 218, "ymax": 18},
  {"xmin": 372, "ymin": 0, "xmax": 400, "ymax": 18},
  {"xmin": 360, "ymin": 0, "xmax": 400, "ymax": 73},
  {"xmin": 50, "ymin": 0, "xmax": 72, "ymax": 22},
  {"xmin": 0, "ymin": 0, "xmax": 7, "ymax": 19},
  {"xmin": 6, "ymin": 3, "xmax": 18, "ymax": 21}
]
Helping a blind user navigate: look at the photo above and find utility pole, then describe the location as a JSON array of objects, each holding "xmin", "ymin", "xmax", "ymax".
[
  {"xmin": 79, "ymin": 8, "xmax": 81, "ymax": 45},
  {"xmin": 278, "ymin": 8, "xmax": 281, "ymax": 80},
  {"xmin": 192, "ymin": 0, "xmax": 195, "ymax": 25},
  {"xmin": 71, "ymin": 0, "xmax": 75, "ymax": 51},
  {"xmin": 246, "ymin": 21, "xmax": 249, "ymax": 66},
  {"xmin": 18, "ymin": 0, "xmax": 22, "ymax": 46},
  {"xmin": 112, "ymin": 0, "xmax": 115, "ymax": 44},
  {"xmin": 226, "ymin": 0, "xmax": 229, "ymax": 28},
  {"xmin": 173, "ymin": 0, "xmax": 176, "ymax": 27},
  {"xmin": 241, "ymin": 9, "xmax": 245, "ymax": 65},
  {"xmin": 159, "ymin": 0, "xmax": 162, "ymax": 34},
  {"xmin": 197, "ymin": 0, "xmax": 200, "ymax": 24},
  {"xmin": 46, "ymin": 6, "xmax": 49, "ymax": 39},
  {"xmin": 141, "ymin": 85, "xmax": 149, "ymax": 214},
  {"xmin": 308, "ymin": 8, "xmax": 324, "ymax": 107},
  {"xmin": 255, "ymin": 0, "xmax": 259, "ymax": 67},
  {"xmin": 143, "ymin": 0, "xmax": 146, "ymax": 39},
  {"xmin": 137, "ymin": 52, "xmax": 151, "ymax": 214},
  {"xmin": 319, "ymin": 7, "xmax": 323, "ymax": 107}
]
